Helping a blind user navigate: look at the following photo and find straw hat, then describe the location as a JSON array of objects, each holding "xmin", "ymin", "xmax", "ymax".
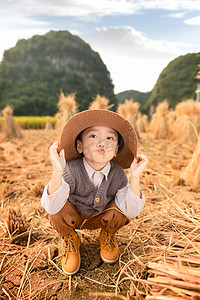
[{"xmin": 59, "ymin": 109, "xmax": 137, "ymax": 169}]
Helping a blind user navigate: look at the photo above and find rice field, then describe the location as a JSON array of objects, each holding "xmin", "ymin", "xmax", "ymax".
[
  {"xmin": 0, "ymin": 116, "xmax": 57, "ymax": 129},
  {"xmin": 0, "ymin": 99, "xmax": 200, "ymax": 299}
]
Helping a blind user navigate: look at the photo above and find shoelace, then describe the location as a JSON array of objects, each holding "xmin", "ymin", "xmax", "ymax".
[
  {"xmin": 63, "ymin": 233, "xmax": 77, "ymax": 263},
  {"xmin": 103, "ymin": 229, "xmax": 117, "ymax": 251}
]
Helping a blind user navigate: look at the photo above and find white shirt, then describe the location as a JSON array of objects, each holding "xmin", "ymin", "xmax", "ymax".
[{"xmin": 41, "ymin": 158, "xmax": 145, "ymax": 219}]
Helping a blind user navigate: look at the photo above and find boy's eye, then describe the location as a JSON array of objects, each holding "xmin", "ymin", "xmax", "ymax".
[
  {"xmin": 90, "ymin": 134, "xmax": 97, "ymax": 138},
  {"xmin": 107, "ymin": 137, "xmax": 114, "ymax": 140}
]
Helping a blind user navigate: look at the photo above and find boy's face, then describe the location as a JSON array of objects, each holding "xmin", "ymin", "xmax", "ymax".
[{"xmin": 77, "ymin": 126, "xmax": 119, "ymax": 169}]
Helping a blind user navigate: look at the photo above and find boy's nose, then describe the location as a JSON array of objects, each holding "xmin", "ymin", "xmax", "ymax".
[{"xmin": 98, "ymin": 140, "xmax": 105, "ymax": 147}]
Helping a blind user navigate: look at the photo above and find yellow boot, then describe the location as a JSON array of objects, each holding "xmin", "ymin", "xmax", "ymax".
[
  {"xmin": 100, "ymin": 227, "xmax": 119, "ymax": 263},
  {"xmin": 61, "ymin": 230, "xmax": 81, "ymax": 275}
]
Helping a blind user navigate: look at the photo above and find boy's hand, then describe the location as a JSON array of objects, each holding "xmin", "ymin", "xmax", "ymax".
[
  {"xmin": 130, "ymin": 154, "xmax": 148, "ymax": 177},
  {"xmin": 49, "ymin": 141, "xmax": 66, "ymax": 171}
]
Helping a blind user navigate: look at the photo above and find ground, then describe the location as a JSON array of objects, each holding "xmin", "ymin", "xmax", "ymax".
[{"xmin": 0, "ymin": 129, "xmax": 200, "ymax": 300}]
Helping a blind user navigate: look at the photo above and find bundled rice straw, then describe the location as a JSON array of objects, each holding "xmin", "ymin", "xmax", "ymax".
[
  {"xmin": 171, "ymin": 99, "xmax": 200, "ymax": 143},
  {"xmin": 136, "ymin": 113, "xmax": 148, "ymax": 133},
  {"xmin": 117, "ymin": 99, "xmax": 140, "ymax": 139},
  {"xmin": 89, "ymin": 94, "xmax": 114, "ymax": 110},
  {"xmin": 117, "ymin": 99, "xmax": 139, "ymax": 127},
  {"xmin": 182, "ymin": 134, "xmax": 200, "ymax": 188},
  {"xmin": 2, "ymin": 106, "xmax": 22, "ymax": 139},
  {"xmin": 45, "ymin": 116, "xmax": 53, "ymax": 131},
  {"xmin": 55, "ymin": 90, "xmax": 77, "ymax": 132},
  {"xmin": 149, "ymin": 101, "xmax": 169, "ymax": 139},
  {"xmin": 167, "ymin": 111, "xmax": 177, "ymax": 136}
]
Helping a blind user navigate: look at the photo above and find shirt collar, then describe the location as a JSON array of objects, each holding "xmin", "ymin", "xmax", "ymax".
[{"xmin": 83, "ymin": 157, "xmax": 110, "ymax": 181}]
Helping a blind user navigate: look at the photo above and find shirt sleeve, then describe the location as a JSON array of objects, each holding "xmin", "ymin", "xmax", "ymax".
[
  {"xmin": 115, "ymin": 183, "xmax": 145, "ymax": 219},
  {"xmin": 41, "ymin": 177, "xmax": 70, "ymax": 215}
]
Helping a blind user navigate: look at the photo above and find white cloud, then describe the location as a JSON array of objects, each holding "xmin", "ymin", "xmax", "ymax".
[
  {"xmin": 184, "ymin": 15, "xmax": 200, "ymax": 25},
  {"xmin": 168, "ymin": 12, "xmax": 186, "ymax": 18},
  {"xmin": 0, "ymin": 0, "xmax": 136, "ymax": 21},
  {"xmin": 83, "ymin": 26, "xmax": 183, "ymax": 59},
  {"xmin": 1, "ymin": 0, "xmax": 200, "ymax": 24},
  {"xmin": 82, "ymin": 26, "xmax": 185, "ymax": 92},
  {"xmin": 104, "ymin": 55, "xmax": 171, "ymax": 93}
]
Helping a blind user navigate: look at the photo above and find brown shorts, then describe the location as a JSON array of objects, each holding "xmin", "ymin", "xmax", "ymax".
[{"xmin": 47, "ymin": 200, "xmax": 130, "ymax": 237}]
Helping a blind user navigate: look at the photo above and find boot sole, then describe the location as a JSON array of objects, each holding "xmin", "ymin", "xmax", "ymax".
[
  {"xmin": 100, "ymin": 251, "xmax": 119, "ymax": 264},
  {"xmin": 62, "ymin": 252, "xmax": 81, "ymax": 276}
]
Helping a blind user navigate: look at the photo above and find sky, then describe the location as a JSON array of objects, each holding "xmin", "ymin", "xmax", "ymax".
[{"xmin": 0, "ymin": 0, "xmax": 200, "ymax": 94}]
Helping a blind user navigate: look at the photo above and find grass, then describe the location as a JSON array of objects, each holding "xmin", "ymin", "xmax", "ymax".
[{"xmin": 0, "ymin": 116, "xmax": 57, "ymax": 129}]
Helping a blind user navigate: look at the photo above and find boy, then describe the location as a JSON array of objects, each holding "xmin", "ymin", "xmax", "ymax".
[{"xmin": 41, "ymin": 109, "xmax": 148, "ymax": 275}]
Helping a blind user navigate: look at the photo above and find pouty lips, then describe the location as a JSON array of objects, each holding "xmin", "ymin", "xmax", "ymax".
[{"xmin": 98, "ymin": 149, "xmax": 105, "ymax": 155}]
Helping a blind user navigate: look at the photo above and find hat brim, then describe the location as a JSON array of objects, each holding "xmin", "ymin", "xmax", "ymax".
[{"xmin": 59, "ymin": 109, "xmax": 137, "ymax": 169}]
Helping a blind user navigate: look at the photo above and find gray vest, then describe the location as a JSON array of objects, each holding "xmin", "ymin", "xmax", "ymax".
[{"xmin": 63, "ymin": 158, "xmax": 128, "ymax": 217}]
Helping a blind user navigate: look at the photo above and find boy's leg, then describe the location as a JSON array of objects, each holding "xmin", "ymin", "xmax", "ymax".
[
  {"xmin": 81, "ymin": 200, "xmax": 130, "ymax": 232},
  {"xmin": 47, "ymin": 200, "xmax": 85, "ymax": 237},
  {"xmin": 81, "ymin": 200, "xmax": 130, "ymax": 264},
  {"xmin": 47, "ymin": 201, "xmax": 85, "ymax": 276}
]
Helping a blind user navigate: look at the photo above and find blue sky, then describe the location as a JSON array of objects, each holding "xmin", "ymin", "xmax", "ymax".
[{"xmin": 0, "ymin": 0, "xmax": 200, "ymax": 93}]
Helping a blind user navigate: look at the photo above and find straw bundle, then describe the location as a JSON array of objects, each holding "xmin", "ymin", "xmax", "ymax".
[
  {"xmin": 117, "ymin": 99, "xmax": 140, "ymax": 138},
  {"xmin": 2, "ymin": 106, "xmax": 22, "ymax": 139},
  {"xmin": 175, "ymin": 98, "xmax": 199, "ymax": 116},
  {"xmin": 167, "ymin": 111, "xmax": 177, "ymax": 136},
  {"xmin": 149, "ymin": 101, "xmax": 169, "ymax": 139},
  {"xmin": 6, "ymin": 208, "xmax": 28, "ymax": 234},
  {"xmin": 89, "ymin": 94, "xmax": 114, "ymax": 110},
  {"xmin": 182, "ymin": 134, "xmax": 200, "ymax": 188},
  {"xmin": 55, "ymin": 90, "xmax": 78, "ymax": 132},
  {"xmin": 171, "ymin": 100, "xmax": 199, "ymax": 143},
  {"xmin": 45, "ymin": 115, "xmax": 53, "ymax": 131},
  {"xmin": 117, "ymin": 99, "xmax": 139, "ymax": 127},
  {"xmin": 136, "ymin": 113, "xmax": 148, "ymax": 133},
  {"xmin": 146, "ymin": 258, "xmax": 200, "ymax": 299}
]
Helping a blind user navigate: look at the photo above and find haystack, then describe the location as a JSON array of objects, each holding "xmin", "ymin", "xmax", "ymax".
[
  {"xmin": 171, "ymin": 99, "xmax": 199, "ymax": 143},
  {"xmin": 167, "ymin": 110, "xmax": 177, "ymax": 136},
  {"xmin": 2, "ymin": 106, "xmax": 22, "ymax": 139},
  {"xmin": 117, "ymin": 99, "xmax": 140, "ymax": 137},
  {"xmin": 117, "ymin": 99, "xmax": 139, "ymax": 126},
  {"xmin": 55, "ymin": 90, "xmax": 77, "ymax": 133},
  {"xmin": 182, "ymin": 134, "xmax": 200, "ymax": 188},
  {"xmin": 149, "ymin": 100, "xmax": 169, "ymax": 139},
  {"xmin": 136, "ymin": 113, "xmax": 148, "ymax": 133},
  {"xmin": 45, "ymin": 116, "xmax": 53, "ymax": 131},
  {"xmin": 89, "ymin": 94, "xmax": 114, "ymax": 110}
]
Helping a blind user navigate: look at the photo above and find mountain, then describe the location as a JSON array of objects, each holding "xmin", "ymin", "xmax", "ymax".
[
  {"xmin": 116, "ymin": 90, "xmax": 151, "ymax": 112},
  {"xmin": 144, "ymin": 52, "xmax": 200, "ymax": 111},
  {"xmin": 0, "ymin": 30, "xmax": 117, "ymax": 115}
]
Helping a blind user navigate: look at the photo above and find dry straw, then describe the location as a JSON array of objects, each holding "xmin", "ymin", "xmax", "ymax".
[
  {"xmin": 117, "ymin": 99, "xmax": 139, "ymax": 126},
  {"xmin": 45, "ymin": 116, "xmax": 53, "ymax": 131},
  {"xmin": 2, "ymin": 106, "xmax": 22, "ymax": 139},
  {"xmin": 182, "ymin": 133, "xmax": 200, "ymax": 188},
  {"xmin": 117, "ymin": 99, "xmax": 140, "ymax": 137},
  {"xmin": 167, "ymin": 110, "xmax": 177, "ymax": 136},
  {"xmin": 1, "ymin": 123, "xmax": 200, "ymax": 299},
  {"xmin": 171, "ymin": 99, "xmax": 200, "ymax": 143},
  {"xmin": 149, "ymin": 100, "xmax": 169, "ymax": 139},
  {"xmin": 89, "ymin": 94, "xmax": 114, "ymax": 110},
  {"xmin": 136, "ymin": 113, "xmax": 148, "ymax": 133},
  {"xmin": 55, "ymin": 90, "xmax": 78, "ymax": 133}
]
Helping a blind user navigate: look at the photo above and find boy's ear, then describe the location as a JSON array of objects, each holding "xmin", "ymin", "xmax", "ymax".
[
  {"xmin": 76, "ymin": 139, "xmax": 83, "ymax": 153},
  {"xmin": 114, "ymin": 145, "xmax": 119, "ymax": 157}
]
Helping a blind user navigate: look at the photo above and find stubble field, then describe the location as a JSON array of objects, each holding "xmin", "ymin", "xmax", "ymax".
[{"xmin": 0, "ymin": 129, "xmax": 200, "ymax": 300}]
